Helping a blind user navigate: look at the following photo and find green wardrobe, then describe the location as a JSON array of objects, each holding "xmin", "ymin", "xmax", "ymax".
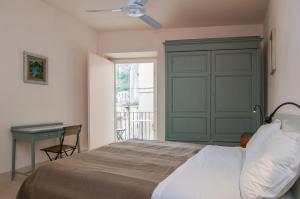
[{"xmin": 165, "ymin": 37, "xmax": 262, "ymax": 145}]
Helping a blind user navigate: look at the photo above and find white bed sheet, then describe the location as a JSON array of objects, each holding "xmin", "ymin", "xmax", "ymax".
[{"xmin": 152, "ymin": 145, "xmax": 243, "ymax": 199}]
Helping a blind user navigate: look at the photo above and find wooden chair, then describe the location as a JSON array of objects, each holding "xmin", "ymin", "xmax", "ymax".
[{"xmin": 41, "ymin": 124, "xmax": 82, "ymax": 161}]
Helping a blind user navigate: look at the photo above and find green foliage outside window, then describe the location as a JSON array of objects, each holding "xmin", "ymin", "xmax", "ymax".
[{"xmin": 116, "ymin": 64, "xmax": 130, "ymax": 92}]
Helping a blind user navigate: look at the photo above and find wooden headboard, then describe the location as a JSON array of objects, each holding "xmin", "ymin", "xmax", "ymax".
[{"xmin": 275, "ymin": 113, "xmax": 300, "ymax": 198}]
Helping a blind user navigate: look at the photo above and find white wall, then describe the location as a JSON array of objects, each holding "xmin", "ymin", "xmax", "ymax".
[
  {"xmin": 99, "ymin": 24, "xmax": 263, "ymax": 140},
  {"xmin": 264, "ymin": 0, "xmax": 300, "ymax": 114},
  {"xmin": 0, "ymin": 0, "xmax": 98, "ymax": 173}
]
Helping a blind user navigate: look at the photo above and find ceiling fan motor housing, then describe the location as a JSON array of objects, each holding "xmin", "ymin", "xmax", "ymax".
[{"xmin": 122, "ymin": 4, "xmax": 145, "ymax": 17}]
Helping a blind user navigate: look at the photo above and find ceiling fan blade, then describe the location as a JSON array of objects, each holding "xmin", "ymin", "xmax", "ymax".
[
  {"xmin": 129, "ymin": 0, "xmax": 149, "ymax": 6},
  {"xmin": 139, "ymin": 15, "xmax": 161, "ymax": 29},
  {"xmin": 86, "ymin": 9, "xmax": 122, "ymax": 13}
]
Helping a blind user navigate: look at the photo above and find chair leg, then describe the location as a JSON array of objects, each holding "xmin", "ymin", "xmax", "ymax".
[
  {"xmin": 70, "ymin": 148, "xmax": 76, "ymax": 156},
  {"xmin": 54, "ymin": 153, "xmax": 60, "ymax": 160},
  {"xmin": 45, "ymin": 151, "xmax": 53, "ymax": 161},
  {"xmin": 64, "ymin": 150, "xmax": 68, "ymax": 157}
]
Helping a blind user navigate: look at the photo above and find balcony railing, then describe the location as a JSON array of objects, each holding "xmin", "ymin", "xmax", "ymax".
[{"xmin": 115, "ymin": 112, "xmax": 154, "ymax": 141}]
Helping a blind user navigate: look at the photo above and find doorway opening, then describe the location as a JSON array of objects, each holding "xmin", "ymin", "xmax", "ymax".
[{"xmin": 115, "ymin": 61, "xmax": 156, "ymax": 142}]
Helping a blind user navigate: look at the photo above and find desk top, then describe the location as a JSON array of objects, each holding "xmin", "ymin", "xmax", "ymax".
[{"xmin": 11, "ymin": 123, "xmax": 66, "ymax": 134}]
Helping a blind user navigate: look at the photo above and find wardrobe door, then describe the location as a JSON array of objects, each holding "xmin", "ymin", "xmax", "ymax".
[
  {"xmin": 211, "ymin": 49, "xmax": 260, "ymax": 143},
  {"xmin": 166, "ymin": 51, "xmax": 211, "ymax": 142}
]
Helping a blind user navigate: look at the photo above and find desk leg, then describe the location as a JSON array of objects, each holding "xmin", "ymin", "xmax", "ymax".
[
  {"xmin": 11, "ymin": 138, "xmax": 16, "ymax": 181},
  {"xmin": 31, "ymin": 141, "xmax": 36, "ymax": 171},
  {"xmin": 78, "ymin": 137, "xmax": 81, "ymax": 153}
]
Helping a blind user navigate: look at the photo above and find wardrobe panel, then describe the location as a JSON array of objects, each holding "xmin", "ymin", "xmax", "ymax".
[
  {"xmin": 170, "ymin": 52, "xmax": 209, "ymax": 73},
  {"xmin": 215, "ymin": 76, "xmax": 252, "ymax": 112},
  {"xmin": 173, "ymin": 77, "xmax": 208, "ymax": 112},
  {"xmin": 215, "ymin": 118, "xmax": 252, "ymax": 135},
  {"xmin": 215, "ymin": 51, "xmax": 252, "ymax": 73},
  {"xmin": 170, "ymin": 117, "xmax": 208, "ymax": 140}
]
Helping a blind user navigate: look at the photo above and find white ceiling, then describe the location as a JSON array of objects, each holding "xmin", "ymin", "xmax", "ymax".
[{"xmin": 42, "ymin": 0, "xmax": 269, "ymax": 31}]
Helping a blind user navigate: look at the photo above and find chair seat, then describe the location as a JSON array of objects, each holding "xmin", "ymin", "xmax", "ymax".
[{"xmin": 41, "ymin": 145, "xmax": 75, "ymax": 153}]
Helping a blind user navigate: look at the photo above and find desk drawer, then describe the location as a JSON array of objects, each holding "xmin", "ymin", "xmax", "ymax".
[{"xmin": 36, "ymin": 132, "xmax": 60, "ymax": 140}]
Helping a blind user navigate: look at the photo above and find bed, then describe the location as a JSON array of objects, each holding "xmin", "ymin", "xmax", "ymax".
[
  {"xmin": 17, "ymin": 140, "xmax": 204, "ymax": 199},
  {"xmin": 17, "ymin": 114, "xmax": 300, "ymax": 199}
]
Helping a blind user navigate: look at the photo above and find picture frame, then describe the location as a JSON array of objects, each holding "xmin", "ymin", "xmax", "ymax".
[
  {"xmin": 269, "ymin": 29, "xmax": 277, "ymax": 75},
  {"xmin": 23, "ymin": 51, "xmax": 48, "ymax": 85}
]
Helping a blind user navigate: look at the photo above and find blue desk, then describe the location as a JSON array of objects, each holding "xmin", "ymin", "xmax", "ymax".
[{"xmin": 11, "ymin": 123, "xmax": 80, "ymax": 180}]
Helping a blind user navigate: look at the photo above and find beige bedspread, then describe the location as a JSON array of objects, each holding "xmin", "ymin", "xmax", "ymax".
[{"xmin": 17, "ymin": 140, "xmax": 204, "ymax": 199}]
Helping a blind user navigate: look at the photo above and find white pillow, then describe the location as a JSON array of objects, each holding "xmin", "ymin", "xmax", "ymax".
[
  {"xmin": 240, "ymin": 129, "xmax": 300, "ymax": 199},
  {"xmin": 246, "ymin": 120, "xmax": 281, "ymax": 157}
]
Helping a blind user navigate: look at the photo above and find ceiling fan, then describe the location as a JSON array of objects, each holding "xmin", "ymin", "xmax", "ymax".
[{"xmin": 86, "ymin": 0, "xmax": 161, "ymax": 29}]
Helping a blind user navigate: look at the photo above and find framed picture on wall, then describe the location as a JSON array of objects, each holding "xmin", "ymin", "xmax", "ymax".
[
  {"xmin": 23, "ymin": 51, "xmax": 48, "ymax": 85},
  {"xmin": 269, "ymin": 29, "xmax": 277, "ymax": 75}
]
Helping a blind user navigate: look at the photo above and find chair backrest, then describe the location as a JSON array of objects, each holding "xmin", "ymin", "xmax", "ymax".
[
  {"xmin": 60, "ymin": 125, "xmax": 82, "ymax": 148},
  {"xmin": 63, "ymin": 125, "xmax": 82, "ymax": 136}
]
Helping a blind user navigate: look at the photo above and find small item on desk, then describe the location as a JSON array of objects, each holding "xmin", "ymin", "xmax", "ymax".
[{"xmin": 240, "ymin": 133, "xmax": 253, "ymax": 148}]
